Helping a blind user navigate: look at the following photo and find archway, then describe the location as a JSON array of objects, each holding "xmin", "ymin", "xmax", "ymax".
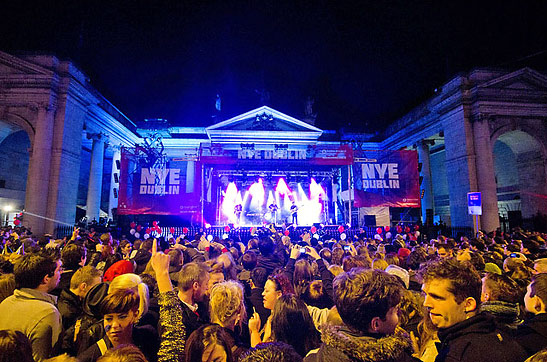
[
  {"xmin": 493, "ymin": 130, "xmax": 547, "ymax": 229},
  {"xmin": 0, "ymin": 121, "xmax": 31, "ymax": 225}
]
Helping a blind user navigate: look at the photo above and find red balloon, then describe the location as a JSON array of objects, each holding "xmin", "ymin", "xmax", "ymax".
[
  {"xmin": 183, "ymin": 227, "xmax": 189, "ymax": 234},
  {"xmin": 284, "ymin": 230, "xmax": 290, "ymax": 236},
  {"xmin": 376, "ymin": 227, "xmax": 383, "ymax": 234},
  {"xmin": 404, "ymin": 226, "xmax": 411, "ymax": 233},
  {"xmin": 310, "ymin": 226, "xmax": 317, "ymax": 233},
  {"xmin": 136, "ymin": 225, "xmax": 142, "ymax": 232},
  {"xmin": 130, "ymin": 222, "xmax": 136, "ymax": 229},
  {"xmin": 224, "ymin": 225, "xmax": 230, "ymax": 232},
  {"xmin": 156, "ymin": 226, "xmax": 162, "ymax": 233},
  {"xmin": 396, "ymin": 225, "xmax": 403, "ymax": 233},
  {"xmin": 338, "ymin": 226, "xmax": 344, "ymax": 233},
  {"xmin": 414, "ymin": 225, "xmax": 420, "ymax": 231},
  {"xmin": 145, "ymin": 228, "xmax": 151, "ymax": 234},
  {"xmin": 385, "ymin": 226, "xmax": 390, "ymax": 232},
  {"xmin": 13, "ymin": 219, "xmax": 21, "ymax": 226},
  {"xmin": 169, "ymin": 227, "xmax": 175, "ymax": 234},
  {"xmin": 152, "ymin": 221, "xmax": 158, "ymax": 227}
]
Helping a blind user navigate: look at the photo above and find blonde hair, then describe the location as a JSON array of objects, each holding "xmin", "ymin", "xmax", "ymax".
[
  {"xmin": 372, "ymin": 258, "xmax": 389, "ymax": 271},
  {"xmin": 209, "ymin": 280, "xmax": 246, "ymax": 328},
  {"xmin": 108, "ymin": 273, "xmax": 149, "ymax": 320}
]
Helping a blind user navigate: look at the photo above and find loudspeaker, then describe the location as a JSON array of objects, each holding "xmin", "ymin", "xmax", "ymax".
[
  {"xmin": 116, "ymin": 160, "xmax": 121, "ymax": 170},
  {"xmin": 113, "ymin": 188, "xmax": 118, "ymax": 198},
  {"xmin": 114, "ymin": 173, "xmax": 119, "ymax": 184}
]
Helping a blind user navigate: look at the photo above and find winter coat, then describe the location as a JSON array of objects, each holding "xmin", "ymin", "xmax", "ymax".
[
  {"xmin": 304, "ymin": 324, "xmax": 418, "ymax": 362},
  {"xmin": 435, "ymin": 313, "xmax": 527, "ymax": 362},
  {"xmin": 58, "ymin": 288, "xmax": 83, "ymax": 330},
  {"xmin": 515, "ymin": 313, "xmax": 547, "ymax": 357}
]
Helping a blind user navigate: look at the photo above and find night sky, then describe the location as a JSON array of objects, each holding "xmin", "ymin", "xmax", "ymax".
[{"xmin": 1, "ymin": 1, "xmax": 545, "ymax": 132}]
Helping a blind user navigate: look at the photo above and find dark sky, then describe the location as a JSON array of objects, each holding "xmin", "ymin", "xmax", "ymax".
[{"xmin": 1, "ymin": 1, "xmax": 546, "ymax": 131}]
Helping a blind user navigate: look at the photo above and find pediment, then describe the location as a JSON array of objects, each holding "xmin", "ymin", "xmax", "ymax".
[
  {"xmin": 206, "ymin": 106, "xmax": 323, "ymax": 143},
  {"xmin": 479, "ymin": 68, "xmax": 547, "ymax": 91},
  {"xmin": 0, "ymin": 51, "xmax": 52, "ymax": 76}
]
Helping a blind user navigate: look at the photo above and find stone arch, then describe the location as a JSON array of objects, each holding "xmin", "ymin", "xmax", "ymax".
[
  {"xmin": 491, "ymin": 127, "xmax": 547, "ymax": 226},
  {"xmin": 2, "ymin": 111, "xmax": 36, "ymax": 147}
]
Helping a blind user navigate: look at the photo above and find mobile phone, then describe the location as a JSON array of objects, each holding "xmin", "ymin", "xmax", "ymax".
[
  {"xmin": 510, "ymin": 253, "xmax": 518, "ymax": 258},
  {"xmin": 343, "ymin": 245, "xmax": 350, "ymax": 251},
  {"xmin": 300, "ymin": 247, "xmax": 307, "ymax": 253}
]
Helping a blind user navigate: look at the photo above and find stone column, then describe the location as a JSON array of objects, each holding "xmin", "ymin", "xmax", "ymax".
[
  {"xmin": 186, "ymin": 160, "xmax": 195, "ymax": 193},
  {"xmin": 473, "ymin": 117, "xmax": 500, "ymax": 232},
  {"xmin": 108, "ymin": 146, "xmax": 121, "ymax": 220},
  {"xmin": 86, "ymin": 133, "xmax": 106, "ymax": 223},
  {"xmin": 417, "ymin": 140, "xmax": 434, "ymax": 225},
  {"xmin": 24, "ymin": 103, "xmax": 56, "ymax": 235}
]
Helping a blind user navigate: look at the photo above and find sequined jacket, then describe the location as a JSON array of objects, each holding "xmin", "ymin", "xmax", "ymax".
[{"xmin": 157, "ymin": 291, "xmax": 186, "ymax": 362}]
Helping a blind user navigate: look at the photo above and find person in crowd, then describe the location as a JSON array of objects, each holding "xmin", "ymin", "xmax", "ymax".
[
  {"xmin": 0, "ymin": 329, "xmax": 35, "ymax": 362},
  {"xmin": 480, "ymin": 272, "xmax": 522, "ymax": 330},
  {"xmin": 0, "ymin": 273, "xmax": 15, "ymax": 303},
  {"xmin": 132, "ymin": 239, "xmax": 153, "ymax": 274},
  {"xmin": 255, "ymin": 237, "xmax": 283, "ymax": 275},
  {"xmin": 52, "ymin": 243, "xmax": 86, "ymax": 296},
  {"xmin": 96, "ymin": 344, "xmax": 148, "ymax": 362},
  {"xmin": 516, "ymin": 273, "xmax": 547, "ymax": 356},
  {"xmin": 118, "ymin": 240, "xmax": 133, "ymax": 261},
  {"xmin": 533, "ymin": 258, "xmax": 547, "ymax": 274},
  {"xmin": 108, "ymin": 273, "xmax": 152, "ymax": 327},
  {"xmin": 304, "ymin": 268, "xmax": 416, "ymax": 362},
  {"xmin": 268, "ymin": 294, "xmax": 320, "ymax": 357},
  {"xmin": 435, "ymin": 243, "xmax": 453, "ymax": 259},
  {"xmin": 167, "ymin": 248, "xmax": 183, "ymax": 286},
  {"xmin": 421, "ymin": 258, "xmax": 527, "ymax": 361},
  {"xmin": 103, "ymin": 260, "xmax": 135, "ymax": 283},
  {"xmin": 237, "ymin": 251, "xmax": 258, "ymax": 292},
  {"xmin": 78, "ymin": 288, "xmax": 158, "ymax": 362},
  {"xmin": 239, "ymin": 341, "xmax": 303, "ymax": 362},
  {"xmin": 209, "ymin": 280, "xmax": 248, "ymax": 359},
  {"xmin": 0, "ymin": 252, "xmax": 62, "ymax": 361},
  {"xmin": 247, "ymin": 267, "xmax": 270, "ymax": 327},
  {"xmin": 58, "ymin": 265, "xmax": 102, "ymax": 330},
  {"xmin": 176, "ymin": 262, "xmax": 211, "ymax": 339}
]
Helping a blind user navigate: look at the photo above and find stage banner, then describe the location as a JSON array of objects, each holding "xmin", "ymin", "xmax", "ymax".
[
  {"xmin": 118, "ymin": 149, "xmax": 200, "ymax": 215},
  {"xmin": 352, "ymin": 150, "xmax": 420, "ymax": 207}
]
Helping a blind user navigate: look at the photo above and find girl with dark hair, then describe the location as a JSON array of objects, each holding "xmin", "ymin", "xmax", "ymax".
[
  {"xmin": 186, "ymin": 324, "xmax": 234, "ymax": 362},
  {"xmin": 270, "ymin": 294, "xmax": 321, "ymax": 358}
]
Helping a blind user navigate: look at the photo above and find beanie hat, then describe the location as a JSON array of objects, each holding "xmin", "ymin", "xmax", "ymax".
[
  {"xmin": 398, "ymin": 247, "xmax": 411, "ymax": 260},
  {"xmin": 103, "ymin": 260, "xmax": 134, "ymax": 282},
  {"xmin": 385, "ymin": 264, "xmax": 410, "ymax": 289}
]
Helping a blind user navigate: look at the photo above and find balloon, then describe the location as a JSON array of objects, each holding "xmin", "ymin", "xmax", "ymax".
[
  {"xmin": 222, "ymin": 233, "xmax": 229, "ymax": 239},
  {"xmin": 153, "ymin": 221, "xmax": 158, "ymax": 227},
  {"xmin": 145, "ymin": 228, "xmax": 151, "ymax": 234},
  {"xmin": 340, "ymin": 233, "xmax": 347, "ymax": 240},
  {"xmin": 183, "ymin": 227, "xmax": 189, "ymax": 234},
  {"xmin": 136, "ymin": 225, "xmax": 142, "ymax": 232},
  {"xmin": 405, "ymin": 226, "xmax": 411, "ymax": 233},
  {"xmin": 156, "ymin": 226, "xmax": 162, "ymax": 233},
  {"xmin": 169, "ymin": 227, "xmax": 175, "ymax": 234},
  {"xmin": 376, "ymin": 227, "xmax": 383, "ymax": 234},
  {"xmin": 310, "ymin": 226, "xmax": 317, "ymax": 233},
  {"xmin": 414, "ymin": 225, "xmax": 420, "ymax": 231},
  {"xmin": 129, "ymin": 228, "xmax": 136, "ymax": 235},
  {"xmin": 224, "ymin": 225, "xmax": 230, "ymax": 232},
  {"xmin": 385, "ymin": 226, "xmax": 390, "ymax": 232},
  {"xmin": 134, "ymin": 232, "xmax": 140, "ymax": 239},
  {"xmin": 130, "ymin": 222, "xmax": 136, "ymax": 229},
  {"xmin": 143, "ymin": 233, "xmax": 149, "ymax": 239},
  {"xmin": 338, "ymin": 226, "xmax": 345, "ymax": 233},
  {"xmin": 396, "ymin": 225, "xmax": 403, "ymax": 233},
  {"xmin": 385, "ymin": 232, "xmax": 392, "ymax": 239},
  {"xmin": 284, "ymin": 230, "xmax": 290, "ymax": 236},
  {"xmin": 207, "ymin": 235, "xmax": 213, "ymax": 241},
  {"xmin": 13, "ymin": 219, "xmax": 21, "ymax": 226}
]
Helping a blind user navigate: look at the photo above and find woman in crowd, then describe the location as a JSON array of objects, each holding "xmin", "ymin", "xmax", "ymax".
[
  {"xmin": 78, "ymin": 288, "xmax": 158, "ymax": 362},
  {"xmin": 118, "ymin": 240, "xmax": 133, "ymax": 261},
  {"xmin": 269, "ymin": 294, "xmax": 321, "ymax": 358}
]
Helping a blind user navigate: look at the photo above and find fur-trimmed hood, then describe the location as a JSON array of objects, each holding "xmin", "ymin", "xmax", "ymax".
[{"xmin": 305, "ymin": 324, "xmax": 415, "ymax": 362}]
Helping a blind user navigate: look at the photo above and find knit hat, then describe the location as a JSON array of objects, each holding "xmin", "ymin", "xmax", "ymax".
[
  {"xmin": 484, "ymin": 262, "xmax": 502, "ymax": 275},
  {"xmin": 103, "ymin": 260, "xmax": 134, "ymax": 282},
  {"xmin": 385, "ymin": 264, "xmax": 410, "ymax": 289},
  {"xmin": 397, "ymin": 247, "xmax": 411, "ymax": 260}
]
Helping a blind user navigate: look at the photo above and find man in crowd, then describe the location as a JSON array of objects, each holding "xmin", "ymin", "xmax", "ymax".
[
  {"xmin": 422, "ymin": 258, "xmax": 527, "ymax": 361},
  {"xmin": 305, "ymin": 268, "xmax": 417, "ymax": 362},
  {"xmin": 51, "ymin": 243, "xmax": 86, "ymax": 296},
  {"xmin": 0, "ymin": 252, "xmax": 63, "ymax": 361},
  {"xmin": 176, "ymin": 261, "xmax": 210, "ymax": 339},
  {"xmin": 57, "ymin": 265, "xmax": 102, "ymax": 330}
]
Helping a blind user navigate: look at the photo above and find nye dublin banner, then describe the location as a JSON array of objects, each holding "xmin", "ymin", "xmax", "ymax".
[
  {"xmin": 117, "ymin": 148, "xmax": 201, "ymax": 215},
  {"xmin": 352, "ymin": 150, "xmax": 420, "ymax": 208}
]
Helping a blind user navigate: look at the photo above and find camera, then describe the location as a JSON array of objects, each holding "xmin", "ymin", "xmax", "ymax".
[{"xmin": 300, "ymin": 247, "xmax": 307, "ymax": 253}]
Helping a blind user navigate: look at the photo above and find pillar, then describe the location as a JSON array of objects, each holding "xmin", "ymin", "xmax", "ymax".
[
  {"xmin": 24, "ymin": 104, "xmax": 56, "ymax": 235},
  {"xmin": 417, "ymin": 140, "xmax": 434, "ymax": 225},
  {"xmin": 108, "ymin": 146, "xmax": 121, "ymax": 220},
  {"xmin": 186, "ymin": 160, "xmax": 195, "ymax": 193},
  {"xmin": 473, "ymin": 117, "xmax": 500, "ymax": 232},
  {"xmin": 86, "ymin": 133, "xmax": 105, "ymax": 222}
]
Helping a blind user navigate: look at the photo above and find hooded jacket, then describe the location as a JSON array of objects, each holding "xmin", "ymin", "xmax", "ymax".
[
  {"xmin": 304, "ymin": 324, "xmax": 418, "ymax": 362},
  {"xmin": 515, "ymin": 313, "xmax": 547, "ymax": 357},
  {"xmin": 435, "ymin": 313, "xmax": 527, "ymax": 362}
]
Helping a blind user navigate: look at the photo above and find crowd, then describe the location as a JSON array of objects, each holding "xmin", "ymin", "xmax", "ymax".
[{"xmin": 0, "ymin": 223, "xmax": 547, "ymax": 362}]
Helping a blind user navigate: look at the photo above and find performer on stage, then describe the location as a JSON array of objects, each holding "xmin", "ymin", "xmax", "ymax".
[
  {"xmin": 290, "ymin": 202, "xmax": 298, "ymax": 225},
  {"xmin": 234, "ymin": 204, "xmax": 243, "ymax": 224},
  {"xmin": 268, "ymin": 203, "xmax": 279, "ymax": 224}
]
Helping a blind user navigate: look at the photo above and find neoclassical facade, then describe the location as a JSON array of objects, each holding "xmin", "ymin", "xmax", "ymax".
[{"xmin": 0, "ymin": 50, "xmax": 545, "ymax": 235}]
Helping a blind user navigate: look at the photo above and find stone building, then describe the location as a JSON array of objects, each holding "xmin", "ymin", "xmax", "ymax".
[{"xmin": 0, "ymin": 50, "xmax": 545, "ymax": 235}]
